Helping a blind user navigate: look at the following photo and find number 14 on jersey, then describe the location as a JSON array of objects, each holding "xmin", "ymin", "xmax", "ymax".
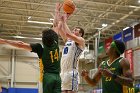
[{"xmin": 50, "ymin": 49, "xmax": 59, "ymax": 63}]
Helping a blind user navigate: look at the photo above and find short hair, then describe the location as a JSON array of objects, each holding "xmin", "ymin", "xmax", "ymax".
[
  {"xmin": 114, "ymin": 40, "xmax": 125, "ymax": 56},
  {"xmin": 42, "ymin": 29, "xmax": 58, "ymax": 47},
  {"xmin": 75, "ymin": 27, "xmax": 84, "ymax": 37}
]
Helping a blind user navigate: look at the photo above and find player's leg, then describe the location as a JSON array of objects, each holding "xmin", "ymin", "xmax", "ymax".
[
  {"xmin": 61, "ymin": 71, "xmax": 78, "ymax": 93},
  {"xmin": 70, "ymin": 70, "xmax": 79, "ymax": 93},
  {"xmin": 61, "ymin": 72, "xmax": 72, "ymax": 93},
  {"xmin": 53, "ymin": 74, "xmax": 61, "ymax": 93},
  {"xmin": 43, "ymin": 73, "xmax": 55, "ymax": 93}
]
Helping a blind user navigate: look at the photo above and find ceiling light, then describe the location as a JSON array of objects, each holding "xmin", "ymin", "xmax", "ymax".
[
  {"xmin": 102, "ymin": 23, "xmax": 108, "ymax": 27},
  {"xmin": 112, "ymin": 22, "xmax": 115, "ymax": 25},
  {"xmin": 27, "ymin": 20, "xmax": 53, "ymax": 25},
  {"xmin": 50, "ymin": 18, "xmax": 54, "ymax": 21},
  {"xmin": 96, "ymin": 28, "xmax": 102, "ymax": 30},
  {"xmin": 129, "ymin": 5, "xmax": 138, "ymax": 8},
  {"xmin": 116, "ymin": 20, "xmax": 120, "ymax": 23},
  {"xmin": 138, "ymin": 0, "xmax": 140, "ymax": 3},
  {"xmin": 33, "ymin": 38, "xmax": 42, "ymax": 40},
  {"xmin": 28, "ymin": 16, "xmax": 32, "ymax": 20},
  {"xmin": 13, "ymin": 36, "xmax": 26, "ymax": 39}
]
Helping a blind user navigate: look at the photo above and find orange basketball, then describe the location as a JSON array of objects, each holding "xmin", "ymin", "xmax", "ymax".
[{"xmin": 63, "ymin": 0, "xmax": 75, "ymax": 14}]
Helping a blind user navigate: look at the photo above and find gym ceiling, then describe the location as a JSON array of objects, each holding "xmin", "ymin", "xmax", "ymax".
[{"xmin": 0, "ymin": 0, "xmax": 140, "ymax": 49}]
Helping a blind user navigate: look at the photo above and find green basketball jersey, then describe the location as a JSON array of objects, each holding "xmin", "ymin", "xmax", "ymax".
[
  {"xmin": 30, "ymin": 43, "xmax": 60, "ymax": 74},
  {"xmin": 101, "ymin": 57, "xmax": 123, "ymax": 93},
  {"xmin": 42, "ymin": 44, "xmax": 60, "ymax": 74}
]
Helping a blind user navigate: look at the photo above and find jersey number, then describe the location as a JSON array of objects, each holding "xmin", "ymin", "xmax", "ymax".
[
  {"xmin": 50, "ymin": 49, "xmax": 59, "ymax": 63},
  {"xmin": 128, "ymin": 88, "xmax": 134, "ymax": 93},
  {"xmin": 105, "ymin": 77, "xmax": 112, "ymax": 81},
  {"xmin": 63, "ymin": 47, "xmax": 68, "ymax": 54}
]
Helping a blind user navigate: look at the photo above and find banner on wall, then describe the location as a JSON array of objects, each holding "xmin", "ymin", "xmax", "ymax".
[
  {"xmin": 98, "ymin": 42, "xmax": 105, "ymax": 55},
  {"xmin": 123, "ymin": 27, "xmax": 133, "ymax": 42},
  {"xmin": 133, "ymin": 49, "xmax": 140, "ymax": 77},
  {"xmin": 125, "ymin": 49, "xmax": 133, "ymax": 73},
  {"xmin": 134, "ymin": 23, "xmax": 140, "ymax": 38},
  {"xmin": 105, "ymin": 37, "xmax": 112, "ymax": 51},
  {"xmin": 113, "ymin": 32, "xmax": 123, "ymax": 41}
]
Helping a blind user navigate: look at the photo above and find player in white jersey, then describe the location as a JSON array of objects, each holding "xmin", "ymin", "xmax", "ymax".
[
  {"xmin": 60, "ymin": 27, "xmax": 85, "ymax": 93},
  {"xmin": 61, "ymin": 39, "xmax": 84, "ymax": 92},
  {"xmin": 53, "ymin": 3, "xmax": 85, "ymax": 93}
]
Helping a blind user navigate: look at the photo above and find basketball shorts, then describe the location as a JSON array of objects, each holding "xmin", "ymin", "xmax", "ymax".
[
  {"xmin": 43, "ymin": 73, "xmax": 61, "ymax": 93},
  {"xmin": 60, "ymin": 70, "xmax": 79, "ymax": 92}
]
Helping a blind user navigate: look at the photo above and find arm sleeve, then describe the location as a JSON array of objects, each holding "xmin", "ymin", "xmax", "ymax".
[{"xmin": 30, "ymin": 43, "xmax": 43, "ymax": 58}]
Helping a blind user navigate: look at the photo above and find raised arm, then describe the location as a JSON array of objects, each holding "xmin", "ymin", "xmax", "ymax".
[
  {"xmin": 0, "ymin": 38, "xmax": 32, "ymax": 51},
  {"xmin": 53, "ymin": 3, "xmax": 68, "ymax": 42},
  {"xmin": 61, "ymin": 17, "xmax": 85, "ymax": 48},
  {"xmin": 53, "ymin": 3, "xmax": 62, "ymax": 30},
  {"xmin": 53, "ymin": 3, "xmax": 85, "ymax": 47},
  {"xmin": 65, "ymin": 29, "xmax": 85, "ymax": 48}
]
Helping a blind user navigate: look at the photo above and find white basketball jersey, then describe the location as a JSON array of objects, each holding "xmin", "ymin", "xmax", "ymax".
[{"xmin": 61, "ymin": 40, "xmax": 83, "ymax": 73}]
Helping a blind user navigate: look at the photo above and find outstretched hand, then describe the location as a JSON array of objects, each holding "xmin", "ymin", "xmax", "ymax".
[
  {"xmin": 54, "ymin": 3, "xmax": 63, "ymax": 27},
  {"xmin": 0, "ymin": 38, "xmax": 5, "ymax": 44},
  {"xmin": 55, "ymin": 3, "xmax": 63, "ymax": 12},
  {"xmin": 81, "ymin": 69, "xmax": 89, "ymax": 78},
  {"xmin": 55, "ymin": 3, "xmax": 71, "ymax": 24}
]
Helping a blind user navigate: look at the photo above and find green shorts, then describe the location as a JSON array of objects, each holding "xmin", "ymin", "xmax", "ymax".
[{"xmin": 43, "ymin": 73, "xmax": 61, "ymax": 93}]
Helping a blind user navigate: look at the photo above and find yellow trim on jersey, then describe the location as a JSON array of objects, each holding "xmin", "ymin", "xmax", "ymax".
[{"xmin": 39, "ymin": 58, "xmax": 44, "ymax": 82}]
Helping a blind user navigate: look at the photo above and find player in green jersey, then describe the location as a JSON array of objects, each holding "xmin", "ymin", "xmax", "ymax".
[
  {"xmin": 81, "ymin": 40, "xmax": 134, "ymax": 93},
  {"xmin": 125, "ymin": 85, "xmax": 140, "ymax": 93},
  {"xmin": 0, "ymin": 29, "xmax": 61, "ymax": 93}
]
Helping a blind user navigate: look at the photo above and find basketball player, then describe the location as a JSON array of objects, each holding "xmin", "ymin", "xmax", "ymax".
[
  {"xmin": 0, "ymin": 29, "xmax": 61, "ymax": 93},
  {"xmin": 81, "ymin": 40, "xmax": 134, "ymax": 93},
  {"xmin": 54, "ymin": 3, "xmax": 85, "ymax": 93}
]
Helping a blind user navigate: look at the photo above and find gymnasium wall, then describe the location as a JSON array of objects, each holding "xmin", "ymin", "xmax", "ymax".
[
  {"xmin": 0, "ymin": 45, "xmax": 39, "ymax": 88},
  {"xmin": 0, "ymin": 44, "xmax": 95, "ymax": 92}
]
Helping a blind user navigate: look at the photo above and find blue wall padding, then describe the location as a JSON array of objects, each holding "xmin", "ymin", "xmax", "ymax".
[
  {"xmin": 8, "ymin": 88, "xmax": 38, "ymax": 93},
  {"xmin": 1, "ymin": 87, "xmax": 8, "ymax": 93}
]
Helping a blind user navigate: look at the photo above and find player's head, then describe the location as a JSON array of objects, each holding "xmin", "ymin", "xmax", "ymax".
[
  {"xmin": 42, "ymin": 29, "xmax": 58, "ymax": 47},
  {"xmin": 72, "ymin": 27, "xmax": 84, "ymax": 37},
  {"xmin": 107, "ymin": 40, "xmax": 125, "ymax": 57}
]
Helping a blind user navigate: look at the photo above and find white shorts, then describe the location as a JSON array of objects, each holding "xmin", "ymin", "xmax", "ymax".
[{"xmin": 60, "ymin": 70, "xmax": 79, "ymax": 91}]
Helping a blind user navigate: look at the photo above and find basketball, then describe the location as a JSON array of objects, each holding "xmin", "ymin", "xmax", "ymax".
[{"xmin": 63, "ymin": 0, "xmax": 75, "ymax": 14}]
